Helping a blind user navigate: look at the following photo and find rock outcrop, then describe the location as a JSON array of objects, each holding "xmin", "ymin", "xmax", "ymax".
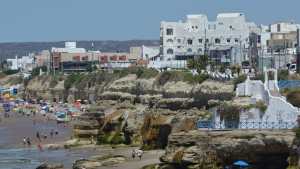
[
  {"xmin": 73, "ymin": 155, "xmax": 126, "ymax": 169},
  {"xmin": 36, "ymin": 163, "xmax": 64, "ymax": 169},
  {"xmin": 160, "ymin": 130, "xmax": 295, "ymax": 169}
]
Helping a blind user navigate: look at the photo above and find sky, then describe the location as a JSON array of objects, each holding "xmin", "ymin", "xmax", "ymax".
[{"xmin": 0, "ymin": 0, "xmax": 299, "ymax": 42}]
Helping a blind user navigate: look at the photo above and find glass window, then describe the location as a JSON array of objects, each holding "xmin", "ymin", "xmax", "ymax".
[
  {"xmin": 235, "ymin": 38, "xmax": 239, "ymax": 43},
  {"xmin": 198, "ymin": 39, "xmax": 203, "ymax": 43},
  {"xmin": 167, "ymin": 49, "xmax": 174, "ymax": 54},
  {"xmin": 227, "ymin": 38, "xmax": 231, "ymax": 43},
  {"xmin": 167, "ymin": 39, "xmax": 173, "ymax": 43},
  {"xmin": 187, "ymin": 39, "xmax": 193, "ymax": 45},
  {"xmin": 187, "ymin": 48, "xmax": 193, "ymax": 53},
  {"xmin": 166, "ymin": 28, "xmax": 173, "ymax": 35},
  {"xmin": 215, "ymin": 38, "xmax": 221, "ymax": 44}
]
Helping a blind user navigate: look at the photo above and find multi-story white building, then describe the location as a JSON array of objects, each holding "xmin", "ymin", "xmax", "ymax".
[
  {"xmin": 160, "ymin": 13, "xmax": 260, "ymax": 65},
  {"xmin": 7, "ymin": 54, "xmax": 35, "ymax": 72}
]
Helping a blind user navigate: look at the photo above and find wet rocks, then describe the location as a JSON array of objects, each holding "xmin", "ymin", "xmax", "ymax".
[
  {"xmin": 36, "ymin": 163, "xmax": 64, "ymax": 169},
  {"xmin": 73, "ymin": 155, "xmax": 126, "ymax": 169}
]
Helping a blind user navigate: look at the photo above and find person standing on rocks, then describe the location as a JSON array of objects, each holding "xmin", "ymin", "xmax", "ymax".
[{"xmin": 131, "ymin": 149, "xmax": 136, "ymax": 159}]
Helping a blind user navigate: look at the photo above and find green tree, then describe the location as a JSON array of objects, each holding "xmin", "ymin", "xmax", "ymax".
[
  {"xmin": 219, "ymin": 64, "xmax": 226, "ymax": 73},
  {"xmin": 187, "ymin": 55, "xmax": 209, "ymax": 73}
]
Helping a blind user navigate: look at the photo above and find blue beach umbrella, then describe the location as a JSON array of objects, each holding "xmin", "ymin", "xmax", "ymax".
[{"xmin": 233, "ymin": 160, "xmax": 249, "ymax": 168}]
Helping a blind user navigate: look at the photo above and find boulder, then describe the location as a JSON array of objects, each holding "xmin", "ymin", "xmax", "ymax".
[{"xmin": 73, "ymin": 155, "xmax": 126, "ymax": 169}]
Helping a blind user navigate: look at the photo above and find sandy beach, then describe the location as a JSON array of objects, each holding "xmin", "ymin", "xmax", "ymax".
[
  {"xmin": 0, "ymin": 111, "xmax": 163, "ymax": 169},
  {"xmin": 0, "ymin": 111, "xmax": 72, "ymax": 149}
]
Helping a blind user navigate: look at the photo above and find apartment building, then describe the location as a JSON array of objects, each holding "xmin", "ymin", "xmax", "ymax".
[{"xmin": 160, "ymin": 13, "xmax": 260, "ymax": 65}]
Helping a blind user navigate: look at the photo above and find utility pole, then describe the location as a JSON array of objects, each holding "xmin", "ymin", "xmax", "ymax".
[
  {"xmin": 92, "ymin": 42, "xmax": 94, "ymax": 69},
  {"xmin": 296, "ymin": 29, "xmax": 300, "ymax": 73}
]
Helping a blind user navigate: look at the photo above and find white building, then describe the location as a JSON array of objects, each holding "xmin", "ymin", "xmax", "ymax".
[
  {"xmin": 160, "ymin": 13, "xmax": 260, "ymax": 65},
  {"xmin": 141, "ymin": 45, "xmax": 160, "ymax": 60},
  {"xmin": 130, "ymin": 46, "xmax": 160, "ymax": 60},
  {"xmin": 51, "ymin": 42, "xmax": 86, "ymax": 53},
  {"xmin": 7, "ymin": 54, "xmax": 35, "ymax": 72},
  {"xmin": 270, "ymin": 22, "xmax": 300, "ymax": 33}
]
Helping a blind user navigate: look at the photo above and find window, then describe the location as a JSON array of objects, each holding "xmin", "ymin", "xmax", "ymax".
[
  {"xmin": 198, "ymin": 48, "xmax": 202, "ymax": 53},
  {"xmin": 229, "ymin": 25, "xmax": 233, "ymax": 29},
  {"xmin": 187, "ymin": 48, "xmax": 193, "ymax": 53},
  {"xmin": 177, "ymin": 46, "xmax": 181, "ymax": 49},
  {"xmin": 195, "ymin": 26, "xmax": 198, "ymax": 29},
  {"xmin": 235, "ymin": 38, "xmax": 239, "ymax": 43},
  {"xmin": 167, "ymin": 39, "xmax": 173, "ymax": 43},
  {"xmin": 177, "ymin": 39, "xmax": 181, "ymax": 43},
  {"xmin": 198, "ymin": 39, "xmax": 203, "ymax": 43},
  {"xmin": 205, "ymin": 39, "xmax": 209, "ymax": 43},
  {"xmin": 215, "ymin": 38, "xmax": 221, "ymax": 44},
  {"xmin": 227, "ymin": 38, "xmax": 231, "ymax": 43},
  {"xmin": 277, "ymin": 24, "xmax": 281, "ymax": 32},
  {"xmin": 167, "ymin": 49, "xmax": 174, "ymax": 54},
  {"xmin": 187, "ymin": 39, "xmax": 193, "ymax": 45},
  {"xmin": 166, "ymin": 28, "xmax": 173, "ymax": 35}
]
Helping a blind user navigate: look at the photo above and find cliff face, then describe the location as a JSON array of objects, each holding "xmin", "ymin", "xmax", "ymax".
[
  {"xmin": 25, "ymin": 72, "xmax": 235, "ymax": 149},
  {"xmin": 159, "ymin": 130, "xmax": 295, "ymax": 169}
]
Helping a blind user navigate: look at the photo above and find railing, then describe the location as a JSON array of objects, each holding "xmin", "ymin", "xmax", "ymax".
[{"xmin": 197, "ymin": 120, "xmax": 298, "ymax": 130}]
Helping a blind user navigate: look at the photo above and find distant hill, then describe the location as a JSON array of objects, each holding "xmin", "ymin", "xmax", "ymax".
[{"xmin": 0, "ymin": 40, "xmax": 160, "ymax": 60}]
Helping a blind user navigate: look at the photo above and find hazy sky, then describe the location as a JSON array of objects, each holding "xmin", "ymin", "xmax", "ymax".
[{"xmin": 0, "ymin": 0, "xmax": 299, "ymax": 42}]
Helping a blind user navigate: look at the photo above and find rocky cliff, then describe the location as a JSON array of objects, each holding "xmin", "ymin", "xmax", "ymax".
[
  {"xmin": 24, "ymin": 70, "xmax": 235, "ymax": 149},
  {"xmin": 158, "ymin": 130, "xmax": 295, "ymax": 169}
]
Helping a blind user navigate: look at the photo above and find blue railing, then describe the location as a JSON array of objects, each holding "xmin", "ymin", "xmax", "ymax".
[
  {"xmin": 197, "ymin": 120, "xmax": 298, "ymax": 130},
  {"xmin": 278, "ymin": 80, "xmax": 300, "ymax": 89}
]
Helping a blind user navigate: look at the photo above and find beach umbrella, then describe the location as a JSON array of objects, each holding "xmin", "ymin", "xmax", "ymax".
[{"xmin": 233, "ymin": 160, "xmax": 249, "ymax": 168}]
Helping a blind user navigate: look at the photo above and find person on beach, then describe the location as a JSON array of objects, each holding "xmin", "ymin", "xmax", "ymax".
[
  {"xmin": 26, "ymin": 137, "xmax": 31, "ymax": 147},
  {"xmin": 136, "ymin": 149, "xmax": 143, "ymax": 160},
  {"xmin": 37, "ymin": 143, "xmax": 43, "ymax": 152},
  {"xmin": 50, "ymin": 129, "xmax": 54, "ymax": 138},
  {"xmin": 36, "ymin": 131, "xmax": 41, "ymax": 142},
  {"xmin": 23, "ymin": 137, "xmax": 27, "ymax": 146}
]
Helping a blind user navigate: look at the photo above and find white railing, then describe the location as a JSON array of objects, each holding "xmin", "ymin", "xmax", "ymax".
[{"xmin": 147, "ymin": 60, "xmax": 187, "ymax": 69}]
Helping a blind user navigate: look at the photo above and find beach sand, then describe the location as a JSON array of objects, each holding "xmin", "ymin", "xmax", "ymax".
[{"xmin": 0, "ymin": 112, "xmax": 72, "ymax": 149}]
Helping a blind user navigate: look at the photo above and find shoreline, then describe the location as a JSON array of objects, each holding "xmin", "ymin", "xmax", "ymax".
[{"xmin": 0, "ymin": 112, "xmax": 72, "ymax": 149}]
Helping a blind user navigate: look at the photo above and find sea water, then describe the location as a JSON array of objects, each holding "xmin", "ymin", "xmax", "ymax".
[{"xmin": 0, "ymin": 147, "xmax": 95, "ymax": 169}]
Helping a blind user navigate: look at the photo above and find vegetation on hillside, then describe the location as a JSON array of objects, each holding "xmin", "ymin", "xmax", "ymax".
[
  {"xmin": 31, "ymin": 66, "xmax": 47, "ymax": 77},
  {"xmin": 3, "ymin": 69, "xmax": 19, "ymax": 75},
  {"xmin": 155, "ymin": 70, "xmax": 208, "ymax": 86},
  {"xmin": 233, "ymin": 75, "xmax": 247, "ymax": 90},
  {"xmin": 113, "ymin": 67, "xmax": 159, "ymax": 79},
  {"xmin": 282, "ymin": 88, "xmax": 300, "ymax": 108}
]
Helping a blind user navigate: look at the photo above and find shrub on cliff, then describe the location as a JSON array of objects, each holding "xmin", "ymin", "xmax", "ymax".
[
  {"xmin": 156, "ymin": 71, "xmax": 208, "ymax": 86},
  {"xmin": 3, "ymin": 69, "xmax": 19, "ymax": 75},
  {"xmin": 64, "ymin": 73, "xmax": 85, "ymax": 90},
  {"xmin": 286, "ymin": 88, "xmax": 300, "ymax": 108},
  {"xmin": 114, "ymin": 67, "xmax": 159, "ymax": 79},
  {"xmin": 31, "ymin": 66, "xmax": 47, "ymax": 77},
  {"xmin": 233, "ymin": 75, "xmax": 247, "ymax": 90}
]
